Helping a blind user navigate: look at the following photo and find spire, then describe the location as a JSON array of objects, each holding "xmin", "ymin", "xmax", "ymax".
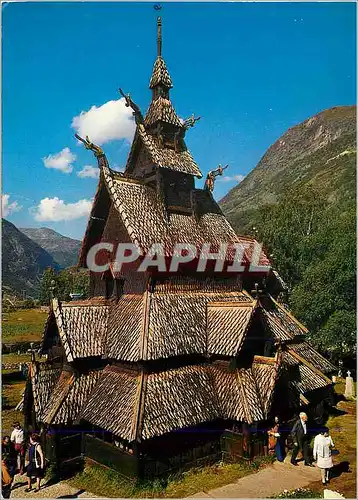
[
  {"xmin": 149, "ymin": 17, "xmax": 173, "ymax": 92},
  {"xmin": 157, "ymin": 17, "xmax": 162, "ymax": 57}
]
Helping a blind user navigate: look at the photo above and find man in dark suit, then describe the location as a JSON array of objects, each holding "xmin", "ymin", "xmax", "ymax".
[{"xmin": 290, "ymin": 412, "xmax": 313, "ymax": 466}]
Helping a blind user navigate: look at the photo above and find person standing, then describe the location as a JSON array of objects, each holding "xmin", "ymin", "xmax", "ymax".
[
  {"xmin": 25, "ymin": 434, "xmax": 45, "ymax": 493},
  {"xmin": 2, "ymin": 436, "xmax": 17, "ymax": 479},
  {"xmin": 2, "ymin": 460, "xmax": 12, "ymax": 499},
  {"xmin": 267, "ymin": 416, "xmax": 285, "ymax": 462},
  {"xmin": 290, "ymin": 412, "xmax": 313, "ymax": 466},
  {"xmin": 10, "ymin": 422, "xmax": 24, "ymax": 475},
  {"xmin": 313, "ymin": 427, "xmax": 335, "ymax": 484}
]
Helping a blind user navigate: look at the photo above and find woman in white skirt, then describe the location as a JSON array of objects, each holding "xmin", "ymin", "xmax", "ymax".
[{"xmin": 313, "ymin": 427, "xmax": 335, "ymax": 484}]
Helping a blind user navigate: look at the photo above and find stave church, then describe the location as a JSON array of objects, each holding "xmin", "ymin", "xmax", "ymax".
[{"xmin": 23, "ymin": 17, "xmax": 336, "ymax": 478}]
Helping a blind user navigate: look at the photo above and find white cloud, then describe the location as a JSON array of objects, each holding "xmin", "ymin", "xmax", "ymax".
[
  {"xmin": 43, "ymin": 147, "xmax": 76, "ymax": 173},
  {"xmin": 33, "ymin": 197, "xmax": 92, "ymax": 222},
  {"xmin": 2, "ymin": 194, "xmax": 23, "ymax": 217},
  {"xmin": 71, "ymin": 98, "xmax": 135, "ymax": 145},
  {"xmin": 112, "ymin": 164, "xmax": 125, "ymax": 173},
  {"xmin": 77, "ymin": 165, "xmax": 99, "ymax": 179},
  {"xmin": 218, "ymin": 175, "xmax": 245, "ymax": 183}
]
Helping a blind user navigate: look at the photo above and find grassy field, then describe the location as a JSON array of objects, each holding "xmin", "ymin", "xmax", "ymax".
[
  {"xmin": 69, "ymin": 456, "xmax": 275, "ymax": 498},
  {"xmin": 2, "ymin": 352, "xmax": 35, "ymax": 366},
  {"xmin": 2, "ymin": 369, "xmax": 26, "ymax": 436},
  {"xmin": 2, "ymin": 308, "xmax": 47, "ymax": 343},
  {"xmin": 1, "ymin": 309, "xmax": 45, "ymax": 437}
]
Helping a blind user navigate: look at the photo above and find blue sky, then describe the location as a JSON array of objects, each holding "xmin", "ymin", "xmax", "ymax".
[{"xmin": 2, "ymin": 1, "xmax": 356, "ymax": 240}]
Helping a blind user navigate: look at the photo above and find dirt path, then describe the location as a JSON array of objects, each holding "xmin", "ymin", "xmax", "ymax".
[
  {"xmin": 10, "ymin": 475, "xmax": 98, "ymax": 499},
  {"xmin": 187, "ymin": 458, "xmax": 322, "ymax": 498}
]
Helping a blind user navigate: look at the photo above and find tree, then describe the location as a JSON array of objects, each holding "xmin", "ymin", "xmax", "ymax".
[
  {"xmin": 39, "ymin": 267, "xmax": 90, "ymax": 304},
  {"xmin": 253, "ymin": 187, "xmax": 356, "ymax": 362}
]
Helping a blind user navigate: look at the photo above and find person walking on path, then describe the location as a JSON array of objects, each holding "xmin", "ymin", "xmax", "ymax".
[
  {"xmin": 10, "ymin": 422, "xmax": 24, "ymax": 475},
  {"xmin": 267, "ymin": 416, "xmax": 285, "ymax": 462},
  {"xmin": 313, "ymin": 427, "xmax": 335, "ymax": 484},
  {"xmin": 290, "ymin": 412, "xmax": 313, "ymax": 466},
  {"xmin": 25, "ymin": 434, "xmax": 45, "ymax": 493},
  {"xmin": 2, "ymin": 436, "xmax": 17, "ymax": 479}
]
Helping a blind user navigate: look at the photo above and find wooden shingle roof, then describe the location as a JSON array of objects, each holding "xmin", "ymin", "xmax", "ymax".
[
  {"xmin": 144, "ymin": 97, "xmax": 182, "ymax": 128},
  {"xmin": 105, "ymin": 288, "xmax": 256, "ymax": 362},
  {"xmin": 149, "ymin": 56, "xmax": 173, "ymax": 89},
  {"xmin": 30, "ymin": 363, "xmax": 61, "ymax": 422},
  {"xmin": 133, "ymin": 124, "xmax": 202, "ymax": 177},
  {"xmin": 288, "ymin": 341, "xmax": 336, "ymax": 374},
  {"xmin": 79, "ymin": 356, "xmax": 280, "ymax": 442},
  {"xmin": 47, "ymin": 298, "xmax": 109, "ymax": 362},
  {"xmin": 42, "ymin": 370, "xmax": 102, "ymax": 425},
  {"xmin": 279, "ymin": 349, "xmax": 332, "ymax": 407},
  {"xmin": 80, "ymin": 365, "xmax": 139, "ymax": 442}
]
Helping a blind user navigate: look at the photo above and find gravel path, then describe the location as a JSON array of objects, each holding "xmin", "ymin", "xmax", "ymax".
[
  {"xmin": 10, "ymin": 475, "xmax": 98, "ymax": 499},
  {"xmin": 187, "ymin": 457, "xmax": 322, "ymax": 498}
]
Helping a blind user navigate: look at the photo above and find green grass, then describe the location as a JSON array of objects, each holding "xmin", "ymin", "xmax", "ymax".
[
  {"xmin": 2, "ymin": 368, "xmax": 25, "ymax": 436},
  {"xmin": 69, "ymin": 456, "xmax": 275, "ymax": 498},
  {"xmin": 271, "ymin": 488, "xmax": 322, "ymax": 498},
  {"xmin": 2, "ymin": 308, "xmax": 47, "ymax": 343},
  {"xmin": 1, "ymin": 352, "xmax": 37, "ymax": 366}
]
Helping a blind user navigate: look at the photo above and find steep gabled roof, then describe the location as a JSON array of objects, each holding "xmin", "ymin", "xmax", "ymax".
[
  {"xmin": 125, "ymin": 124, "xmax": 202, "ymax": 177},
  {"xmin": 42, "ymin": 298, "xmax": 109, "ymax": 362}
]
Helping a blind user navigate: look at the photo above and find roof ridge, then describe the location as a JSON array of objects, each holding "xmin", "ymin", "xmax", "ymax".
[{"xmin": 269, "ymin": 294, "xmax": 309, "ymax": 334}]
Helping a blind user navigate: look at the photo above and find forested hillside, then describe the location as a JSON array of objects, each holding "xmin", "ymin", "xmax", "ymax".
[{"xmin": 220, "ymin": 106, "xmax": 356, "ymax": 363}]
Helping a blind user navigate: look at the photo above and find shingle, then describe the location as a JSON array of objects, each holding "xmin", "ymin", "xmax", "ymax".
[
  {"xmin": 30, "ymin": 364, "xmax": 62, "ymax": 421},
  {"xmin": 79, "ymin": 365, "xmax": 139, "ymax": 442},
  {"xmin": 207, "ymin": 304, "xmax": 254, "ymax": 356},
  {"xmin": 149, "ymin": 56, "xmax": 173, "ymax": 89},
  {"xmin": 144, "ymin": 97, "xmax": 182, "ymax": 128}
]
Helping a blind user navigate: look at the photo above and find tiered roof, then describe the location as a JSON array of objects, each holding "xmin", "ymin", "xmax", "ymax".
[{"xmin": 26, "ymin": 17, "xmax": 336, "ymax": 448}]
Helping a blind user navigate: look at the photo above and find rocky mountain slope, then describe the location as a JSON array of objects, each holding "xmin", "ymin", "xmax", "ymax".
[
  {"xmin": 2, "ymin": 219, "xmax": 60, "ymax": 297},
  {"xmin": 220, "ymin": 105, "xmax": 356, "ymax": 233},
  {"xmin": 20, "ymin": 227, "xmax": 81, "ymax": 269}
]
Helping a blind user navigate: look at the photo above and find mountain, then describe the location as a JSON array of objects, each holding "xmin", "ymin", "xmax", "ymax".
[
  {"xmin": 220, "ymin": 105, "xmax": 356, "ymax": 234},
  {"xmin": 220, "ymin": 105, "xmax": 356, "ymax": 363},
  {"xmin": 20, "ymin": 227, "xmax": 81, "ymax": 269},
  {"xmin": 2, "ymin": 219, "xmax": 60, "ymax": 297}
]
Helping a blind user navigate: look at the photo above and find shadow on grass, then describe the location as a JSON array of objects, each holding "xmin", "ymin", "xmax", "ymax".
[
  {"xmin": 330, "ymin": 461, "xmax": 352, "ymax": 479},
  {"xmin": 328, "ymin": 406, "xmax": 347, "ymax": 417},
  {"xmin": 2, "ymin": 371, "xmax": 25, "ymax": 384}
]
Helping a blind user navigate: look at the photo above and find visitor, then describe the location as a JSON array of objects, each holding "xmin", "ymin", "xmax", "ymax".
[
  {"xmin": 2, "ymin": 460, "xmax": 12, "ymax": 499},
  {"xmin": 267, "ymin": 416, "xmax": 285, "ymax": 462},
  {"xmin": 10, "ymin": 422, "xmax": 24, "ymax": 475},
  {"xmin": 2, "ymin": 436, "xmax": 17, "ymax": 479},
  {"xmin": 290, "ymin": 412, "xmax": 313, "ymax": 466},
  {"xmin": 25, "ymin": 433, "xmax": 45, "ymax": 493},
  {"xmin": 313, "ymin": 427, "xmax": 335, "ymax": 484}
]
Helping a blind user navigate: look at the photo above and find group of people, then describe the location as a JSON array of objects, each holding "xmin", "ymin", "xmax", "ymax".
[
  {"xmin": 2, "ymin": 422, "xmax": 45, "ymax": 497},
  {"xmin": 268, "ymin": 412, "xmax": 336, "ymax": 484}
]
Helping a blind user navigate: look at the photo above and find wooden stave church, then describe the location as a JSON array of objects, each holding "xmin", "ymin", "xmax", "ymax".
[{"xmin": 23, "ymin": 18, "xmax": 336, "ymax": 478}]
